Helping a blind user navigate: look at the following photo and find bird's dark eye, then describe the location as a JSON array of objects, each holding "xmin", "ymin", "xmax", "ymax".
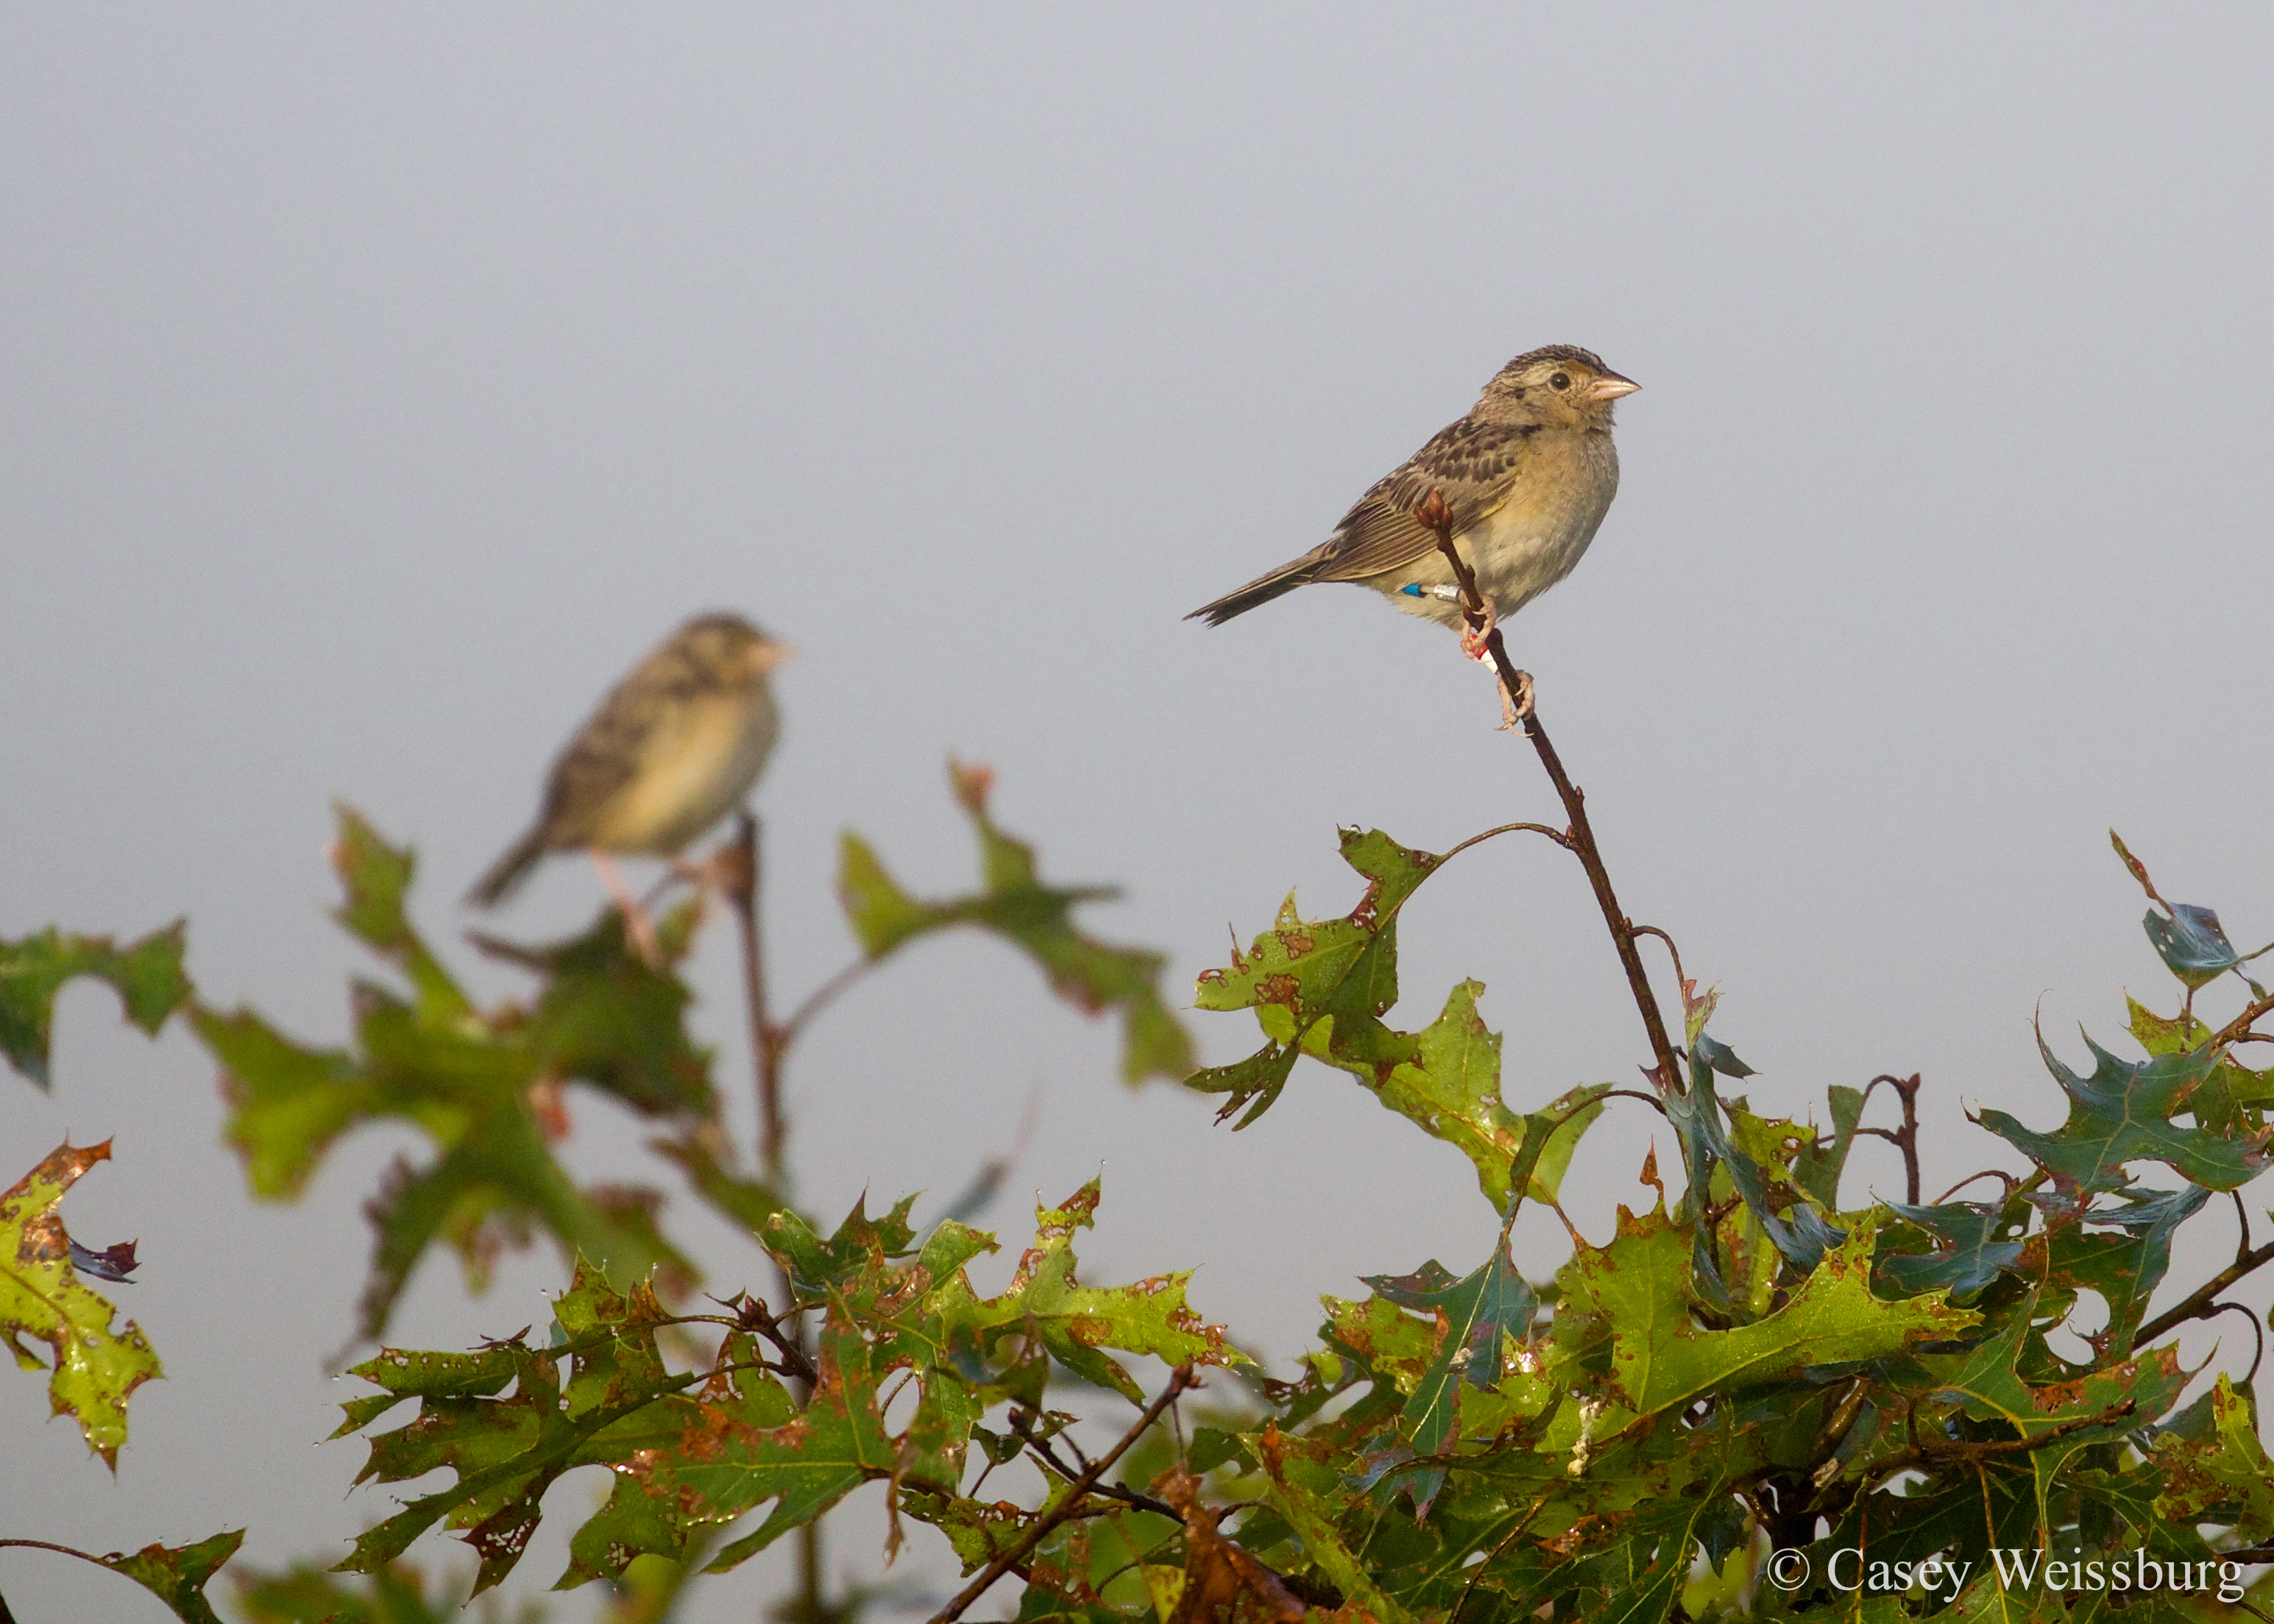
[{"xmin": 1550, "ymin": 372, "xmax": 1571, "ymax": 391}]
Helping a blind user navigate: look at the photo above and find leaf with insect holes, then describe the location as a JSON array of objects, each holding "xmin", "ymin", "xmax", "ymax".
[
  {"xmin": 0, "ymin": 921, "xmax": 191, "ymax": 1088},
  {"xmin": 2111, "ymin": 831, "xmax": 2264, "ymax": 993},
  {"xmin": 1255, "ymin": 1425, "xmax": 1414, "ymax": 1624},
  {"xmin": 336, "ymin": 1260, "xmax": 720, "ymax": 1595},
  {"xmin": 2152, "ymin": 1374, "xmax": 2274, "ymax": 1534},
  {"xmin": 0, "ymin": 1141, "xmax": 162, "ymax": 1465},
  {"xmin": 1977, "ymin": 1029, "xmax": 2273, "ymax": 1196},
  {"xmin": 837, "ymin": 762, "xmax": 1193, "ymax": 1083},
  {"xmin": 2144, "ymin": 904, "xmax": 2242, "ymax": 989},
  {"xmin": 1556, "ymin": 1211, "xmax": 1976, "ymax": 1419},
  {"xmin": 1364, "ymin": 1240, "xmax": 1537, "ymax": 1458},
  {"xmin": 1189, "ymin": 827, "xmax": 1442, "ymax": 1127},
  {"xmin": 763, "ymin": 1180, "xmax": 1243, "ymax": 1404},
  {"xmin": 2127, "ymin": 996, "xmax": 2274, "ymax": 1133},
  {"xmin": 1922, "ymin": 1293, "xmax": 2186, "ymax": 1526},
  {"xmin": 608, "ymin": 1182, "xmax": 1236, "ymax": 1576},
  {"xmin": 191, "ymin": 806, "xmax": 698, "ymax": 1343},
  {"xmin": 1877, "ymin": 1201, "xmax": 2029, "ymax": 1303},
  {"xmin": 2043, "ymin": 1184, "xmax": 2207, "ymax": 1357},
  {"xmin": 333, "ymin": 1182, "xmax": 1237, "ymax": 1591}
]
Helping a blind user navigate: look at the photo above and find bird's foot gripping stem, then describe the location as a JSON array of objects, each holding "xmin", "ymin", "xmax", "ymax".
[
  {"xmin": 590, "ymin": 849, "xmax": 664, "ymax": 968},
  {"xmin": 1498, "ymin": 668, "xmax": 1536, "ymax": 731},
  {"xmin": 1458, "ymin": 598, "xmax": 1498, "ymax": 664}
]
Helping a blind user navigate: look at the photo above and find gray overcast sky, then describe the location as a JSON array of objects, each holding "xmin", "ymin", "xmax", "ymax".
[{"xmin": 6, "ymin": 7, "xmax": 2273, "ymax": 1620}]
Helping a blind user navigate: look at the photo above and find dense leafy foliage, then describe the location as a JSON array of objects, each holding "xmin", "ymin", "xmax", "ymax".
[{"xmin": 7, "ymin": 751, "xmax": 2274, "ymax": 1623}]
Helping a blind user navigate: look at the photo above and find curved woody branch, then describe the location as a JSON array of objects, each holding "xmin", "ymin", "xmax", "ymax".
[{"xmin": 1416, "ymin": 491, "xmax": 1685, "ymax": 1094}]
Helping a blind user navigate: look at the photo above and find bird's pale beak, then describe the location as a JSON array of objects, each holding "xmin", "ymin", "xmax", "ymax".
[
  {"xmin": 1587, "ymin": 372, "xmax": 1640, "ymax": 402},
  {"xmin": 751, "ymin": 641, "xmax": 797, "ymax": 673}
]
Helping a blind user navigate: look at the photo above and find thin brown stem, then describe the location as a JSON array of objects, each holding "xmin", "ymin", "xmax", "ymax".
[
  {"xmin": 718, "ymin": 811, "xmax": 785, "ymax": 1180},
  {"xmin": 714, "ymin": 811, "xmax": 827, "ymax": 1624},
  {"xmin": 723, "ymin": 1295, "xmax": 819, "ymax": 1388},
  {"xmin": 1595, "ymin": 1087, "xmax": 1671, "ymax": 1118},
  {"xmin": 1008, "ymin": 1408, "xmax": 1182, "ymax": 1520},
  {"xmin": 2212, "ymin": 990, "xmax": 2274, "ymax": 1050},
  {"xmin": 0, "ymin": 1539, "xmax": 128, "ymax": 1571},
  {"xmin": 1841, "ymin": 1400, "xmax": 2139, "ymax": 1500},
  {"xmin": 1857, "ymin": 1074, "xmax": 1922, "ymax": 1206},
  {"xmin": 2135, "ymin": 1235, "xmax": 2274, "ymax": 1348},
  {"xmin": 775, "ymin": 957, "xmax": 876, "ymax": 1059},
  {"xmin": 1417, "ymin": 493, "xmax": 1683, "ymax": 1094},
  {"xmin": 1441, "ymin": 820, "xmax": 1574, "ymax": 860},
  {"xmin": 1933, "ymin": 1169, "xmax": 2019, "ymax": 1205},
  {"xmin": 927, "ymin": 1366, "xmax": 1197, "ymax": 1624},
  {"xmin": 1629, "ymin": 924, "xmax": 1687, "ymax": 998}
]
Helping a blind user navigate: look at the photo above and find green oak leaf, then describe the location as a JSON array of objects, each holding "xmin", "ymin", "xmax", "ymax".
[
  {"xmin": 1670, "ymin": 1056, "xmax": 1845, "ymax": 1271},
  {"xmin": 1877, "ymin": 1201, "xmax": 2029, "ymax": 1304},
  {"xmin": 1255, "ymin": 1426, "xmax": 1414, "ymax": 1624},
  {"xmin": 1559, "ymin": 1210, "xmax": 1977, "ymax": 1419},
  {"xmin": 1191, "ymin": 827, "xmax": 1598, "ymax": 1200},
  {"xmin": 640, "ymin": 1183, "xmax": 1233, "ymax": 1572},
  {"xmin": 0, "ymin": 1531, "xmax": 247, "ymax": 1624},
  {"xmin": 192, "ymin": 806, "xmax": 698, "ymax": 1341},
  {"xmin": 640, "ymin": 1323, "xmax": 902, "ymax": 1572},
  {"xmin": 2044, "ymin": 1184, "xmax": 2208, "ymax": 1356},
  {"xmin": 837, "ymin": 761, "xmax": 1193, "ymax": 1083},
  {"xmin": 0, "ymin": 921, "xmax": 191, "ymax": 1088},
  {"xmin": 2128, "ymin": 996, "xmax": 2274, "ymax": 1133},
  {"xmin": 1189, "ymin": 826, "xmax": 1437, "ymax": 1125},
  {"xmin": 1364, "ymin": 1237, "xmax": 1539, "ymax": 1456},
  {"xmin": 1921, "ymin": 1291, "xmax": 2186, "ymax": 1526},
  {"xmin": 2152, "ymin": 1374, "xmax": 2274, "ymax": 1534},
  {"xmin": 337, "ymin": 1262, "xmax": 713, "ymax": 1595},
  {"xmin": 897, "ymin": 1180, "xmax": 1244, "ymax": 1401},
  {"xmin": 335, "ymin": 1181, "xmax": 1238, "ymax": 1592},
  {"xmin": 2145, "ymin": 904, "xmax": 2242, "ymax": 990},
  {"xmin": 1792, "ymin": 1082, "xmax": 1869, "ymax": 1209},
  {"xmin": 1977, "ymin": 1029, "xmax": 2273, "ymax": 1196},
  {"xmin": 0, "ymin": 1141, "xmax": 162, "ymax": 1464}
]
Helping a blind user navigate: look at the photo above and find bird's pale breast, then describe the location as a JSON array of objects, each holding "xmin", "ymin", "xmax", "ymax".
[
  {"xmin": 587, "ymin": 691, "xmax": 777, "ymax": 854},
  {"xmin": 1373, "ymin": 431, "xmax": 1619, "ymax": 627}
]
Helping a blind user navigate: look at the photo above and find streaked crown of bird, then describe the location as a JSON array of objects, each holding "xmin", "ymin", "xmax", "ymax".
[{"xmin": 1188, "ymin": 344, "xmax": 1637, "ymax": 635}]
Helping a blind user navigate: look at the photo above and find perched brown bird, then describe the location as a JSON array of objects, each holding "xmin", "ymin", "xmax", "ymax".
[
  {"xmin": 468, "ymin": 613, "xmax": 791, "ymax": 923},
  {"xmin": 1187, "ymin": 345, "xmax": 1637, "ymax": 636}
]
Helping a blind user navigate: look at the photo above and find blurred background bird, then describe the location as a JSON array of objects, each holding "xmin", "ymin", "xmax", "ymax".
[
  {"xmin": 467, "ymin": 611, "xmax": 791, "ymax": 954},
  {"xmin": 1187, "ymin": 345, "xmax": 1637, "ymax": 670}
]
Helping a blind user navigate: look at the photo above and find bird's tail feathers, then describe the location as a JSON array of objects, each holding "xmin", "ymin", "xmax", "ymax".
[
  {"xmin": 466, "ymin": 824, "xmax": 553, "ymax": 908},
  {"xmin": 1184, "ymin": 560, "xmax": 1314, "ymax": 626}
]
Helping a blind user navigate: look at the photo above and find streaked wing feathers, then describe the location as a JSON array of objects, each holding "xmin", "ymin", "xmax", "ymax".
[{"xmin": 1306, "ymin": 416, "xmax": 1540, "ymax": 582}]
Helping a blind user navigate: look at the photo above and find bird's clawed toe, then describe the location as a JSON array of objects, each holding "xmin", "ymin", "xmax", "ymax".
[{"xmin": 1498, "ymin": 670, "xmax": 1536, "ymax": 731}]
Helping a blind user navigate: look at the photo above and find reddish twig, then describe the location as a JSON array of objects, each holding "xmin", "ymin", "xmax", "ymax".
[
  {"xmin": 715, "ymin": 812, "xmax": 786, "ymax": 1178},
  {"xmin": 2212, "ymin": 990, "xmax": 2274, "ymax": 1051},
  {"xmin": 1416, "ymin": 491, "xmax": 1683, "ymax": 1095},
  {"xmin": 1856, "ymin": 1073, "xmax": 1923, "ymax": 1206},
  {"xmin": 712, "ymin": 811, "xmax": 830, "ymax": 1624},
  {"xmin": 927, "ymin": 1366, "xmax": 1197, "ymax": 1624},
  {"xmin": 2135, "ymin": 1233, "xmax": 2274, "ymax": 1349}
]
